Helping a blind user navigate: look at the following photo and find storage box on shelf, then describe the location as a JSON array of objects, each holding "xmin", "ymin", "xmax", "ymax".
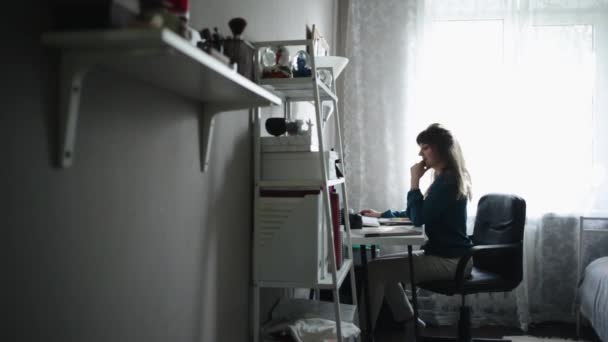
[
  {"xmin": 260, "ymin": 134, "xmax": 318, "ymax": 152},
  {"xmin": 261, "ymin": 150, "xmax": 338, "ymax": 182}
]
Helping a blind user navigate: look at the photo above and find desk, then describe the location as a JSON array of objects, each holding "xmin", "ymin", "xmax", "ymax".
[{"xmin": 350, "ymin": 227, "xmax": 427, "ymax": 342}]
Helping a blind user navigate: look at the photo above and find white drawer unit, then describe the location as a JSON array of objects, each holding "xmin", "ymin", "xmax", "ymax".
[{"xmin": 254, "ymin": 193, "xmax": 328, "ymax": 287}]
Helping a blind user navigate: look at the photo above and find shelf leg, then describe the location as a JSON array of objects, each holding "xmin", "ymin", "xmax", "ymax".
[
  {"xmin": 58, "ymin": 53, "xmax": 89, "ymax": 168},
  {"xmin": 311, "ymin": 61, "xmax": 344, "ymax": 340}
]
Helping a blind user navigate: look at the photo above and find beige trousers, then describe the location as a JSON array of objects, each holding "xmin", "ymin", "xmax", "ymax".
[{"xmin": 366, "ymin": 250, "xmax": 473, "ymax": 330}]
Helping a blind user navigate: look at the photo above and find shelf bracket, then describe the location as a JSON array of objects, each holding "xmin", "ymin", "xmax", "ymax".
[
  {"xmin": 58, "ymin": 52, "xmax": 90, "ymax": 168},
  {"xmin": 199, "ymin": 107, "xmax": 217, "ymax": 173},
  {"xmin": 51, "ymin": 43, "xmax": 278, "ymax": 172},
  {"xmin": 199, "ymin": 103, "xmax": 260, "ymax": 172}
]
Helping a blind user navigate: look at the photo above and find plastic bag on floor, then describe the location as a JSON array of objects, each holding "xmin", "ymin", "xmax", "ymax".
[{"xmin": 262, "ymin": 317, "xmax": 360, "ymax": 342}]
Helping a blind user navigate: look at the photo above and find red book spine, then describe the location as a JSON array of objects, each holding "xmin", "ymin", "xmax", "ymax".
[{"xmin": 330, "ymin": 190, "xmax": 342, "ymax": 269}]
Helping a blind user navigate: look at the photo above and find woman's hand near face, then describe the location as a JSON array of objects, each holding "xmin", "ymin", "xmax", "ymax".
[
  {"xmin": 410, "ymin": 161, "xmax": 428, "ymax": 189},
  {"xmin": 360, "ymin": 209, "xmax": 382, "ymax": 218}
]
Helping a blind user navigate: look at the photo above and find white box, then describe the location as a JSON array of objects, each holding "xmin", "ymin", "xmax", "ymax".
[
  {"xmin": 254, "ymin": 194, "xmax": 329, "ymax": 286},
  {"xmin": 261, "ymin": 135, "xmax": 319, "ymax": 152},
  {"xmin": 262, "ymin": 151, "xmax": 338, "ymax": 181}
]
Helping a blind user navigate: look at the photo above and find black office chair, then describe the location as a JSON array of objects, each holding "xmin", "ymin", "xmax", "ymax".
[{"xmin": 418, "ymin": 193, "xmax": 526, "ymax": 342}]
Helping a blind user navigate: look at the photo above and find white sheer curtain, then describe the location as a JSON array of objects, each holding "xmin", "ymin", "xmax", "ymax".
[
  {"xmin": 341, "ymin": 0, "xmax": 419, "ymax": 212},
  {"xmin": 342, "ymin": 0, "xmax": 608, "ymax": 328},
  {"xmin": 411, "ymin": 0, "xmax": 608, "ymax": 217}
]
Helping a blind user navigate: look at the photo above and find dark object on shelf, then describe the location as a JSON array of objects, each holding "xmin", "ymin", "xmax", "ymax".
[
  {"xmin": 228, "ymin": 17, "xmax": 247, "ymax": 38},
  {"xmin": 265, "ymin": 118, "xmax": 287, "ymax": 137},
  {"xmin": 197, "ymin": 28, "xmax": 212, "ymax": 52},
  {"xmin": 212, "ymin": 27, "xmax": 224, "ymax": 53},
  {"xmin": 340, "ymin": 209, "xmax": 363, "ymax": 229},
  {"xmin": 285, "ymin": 121, "xmax": 299, "ymax": 135},
  {"xmin": 335, "ymin": 158, "xmax": 344, "ymax": 178},
  {"xmin": 224, "ymin": 17, "xmax": 254, "ymax": 79},
  {"xmin": 198, "ymin": 27, "xmax": 225, "ymax": 55},
  {"xmin": 223, "ymin": 39, "xmax": 254, "ymax": 79},
  {"xmin": 330, "ymin": 189, "xmax": 343, "ymax": 269},
  {"xmin": 52, "ymin": 0, "xmax": 138, "ymax": 30}
]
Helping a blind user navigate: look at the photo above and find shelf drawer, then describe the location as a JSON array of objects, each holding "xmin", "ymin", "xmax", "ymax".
[{"xmin": 254, "ymin": 193, "xmax": 330, "ymax": 286}]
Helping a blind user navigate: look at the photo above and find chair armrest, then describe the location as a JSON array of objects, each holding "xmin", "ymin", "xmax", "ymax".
[
  {"xmin": 471, "ymin": 242, "xmax": 521, "ymax": 252},
  {"xmin": 453, "ymin": 242, "xmax": 522, "ymax": 290}
]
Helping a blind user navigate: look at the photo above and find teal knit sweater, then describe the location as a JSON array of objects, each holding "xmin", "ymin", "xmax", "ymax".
[{"xmin": 382, "ymin": 172, "xmax": 472, "ymax": 258}]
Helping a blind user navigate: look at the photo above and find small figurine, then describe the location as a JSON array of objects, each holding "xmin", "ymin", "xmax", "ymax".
[
  {"xmin": 306, "ymin": 119, "xmax": 315, "ymax": 135},
  {"xmin": 261, "ymin": 46, "xmax": 292, "ymax": 79},
  {"xmin": 292, "ymin": 50, "xmax": 312, "ymax": 77}
]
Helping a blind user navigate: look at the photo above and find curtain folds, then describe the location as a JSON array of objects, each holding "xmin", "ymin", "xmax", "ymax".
[{"xmin": 341, "ymin": 0, "xmax": 608, "ymax": 329}]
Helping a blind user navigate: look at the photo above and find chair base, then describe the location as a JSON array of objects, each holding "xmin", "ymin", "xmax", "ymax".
[
  {"xmin": 421, "ymin": 306, "xmax": 511, "ymax": 342},
  {"xmin": 423, "ymin": 338, "xmax": 511, "ymax": 342}
]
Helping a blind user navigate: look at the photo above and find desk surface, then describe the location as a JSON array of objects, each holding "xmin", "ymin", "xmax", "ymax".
[{"xmin": 349, "ymin": 226, "xmax": 427, "ymax": 246}]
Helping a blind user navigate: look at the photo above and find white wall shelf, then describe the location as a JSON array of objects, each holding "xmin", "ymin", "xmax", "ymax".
[
  {"xmin": 260, "ymin": 77, "xmax": 337, "ymax": 102},
  {"xmin": 42, "ymin": 28, "xmax": 282, "ymax": 171}
]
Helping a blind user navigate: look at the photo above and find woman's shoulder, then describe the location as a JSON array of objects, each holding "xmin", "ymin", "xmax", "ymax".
[{"xmin": 436, "ymin": 169, "xmax": 457, "ymax": 185}]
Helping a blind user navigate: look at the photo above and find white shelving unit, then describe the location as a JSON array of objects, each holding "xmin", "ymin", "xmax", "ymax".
[
  {"xmin": 42, "ymin": 28, "xmax": 281, "ymax": 171},
  {"xmin": 251, "ymin": 34, "xmax": 358, "ymax": 342}
]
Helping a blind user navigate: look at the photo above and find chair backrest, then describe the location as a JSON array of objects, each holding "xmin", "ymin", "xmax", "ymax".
[{"xmin": 472, "ymin": 194, "xmax": 526, "ymax": 280}]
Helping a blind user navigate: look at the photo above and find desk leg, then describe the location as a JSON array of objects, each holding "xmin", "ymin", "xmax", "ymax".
[
  {"xmin": 360, "ymin": 246, "xmax": 373, "ymax": 341},
  {"xmin": 408, "ymin": 245, "xmax": 419, "ymax": 341}
]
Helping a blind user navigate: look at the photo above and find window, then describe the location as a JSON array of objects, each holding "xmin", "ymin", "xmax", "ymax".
[{"xmin": 407, "ymin": 1, "xmax": 605, "ymax": 215}]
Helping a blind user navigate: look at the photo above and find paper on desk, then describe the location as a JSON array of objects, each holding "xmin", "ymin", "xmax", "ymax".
[
  {"xmin": 379, "ymin": 217, "xmax": 413, "ymax": 225},
  {"xmin": 361, "ymin": 216, "xmax": 380, "ymax": 227}
]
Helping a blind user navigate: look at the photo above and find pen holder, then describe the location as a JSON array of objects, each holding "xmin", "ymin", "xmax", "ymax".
[{"xmin": 223, "ymin": 38, "xmax": 255, "ymax": 80}]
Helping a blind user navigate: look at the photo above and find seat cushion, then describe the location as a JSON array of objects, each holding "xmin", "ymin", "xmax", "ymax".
[{"xmin": 418, "ymin": 267, "xmax": 521, "ymax": 296}]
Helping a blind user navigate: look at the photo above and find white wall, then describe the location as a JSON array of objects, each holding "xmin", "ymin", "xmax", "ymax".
[{"xmin": 4, "ymin": 1, "xmax": 336, "ymax": 341}]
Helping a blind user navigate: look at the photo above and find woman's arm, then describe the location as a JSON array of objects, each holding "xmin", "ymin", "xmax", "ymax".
[
  {"xmin": 380, "ymin": 209, "xmax": 409, "ymax": 218},
  {"xmin": 360, "ymin": 208, "xmax": 409, "ymax": 218}
]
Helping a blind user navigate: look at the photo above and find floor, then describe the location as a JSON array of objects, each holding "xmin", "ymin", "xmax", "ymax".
[{"xmin": 373, "ymin": 321, "xmax": 602, "ymax": 342}]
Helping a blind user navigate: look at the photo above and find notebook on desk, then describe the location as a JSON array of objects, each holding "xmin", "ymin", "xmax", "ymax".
[
  {"xmin": 379, "ymin": 217, "xmax": 413, "ymax": 226},
  {"xmin": 361, "ymin": 226, "xmax": 422, "ymax": 237}
]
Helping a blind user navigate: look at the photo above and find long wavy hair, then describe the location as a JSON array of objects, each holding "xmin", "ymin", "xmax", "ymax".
[{"xmin": 416, "ymin": 123, "xmax": 472, "ymax": 201}]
